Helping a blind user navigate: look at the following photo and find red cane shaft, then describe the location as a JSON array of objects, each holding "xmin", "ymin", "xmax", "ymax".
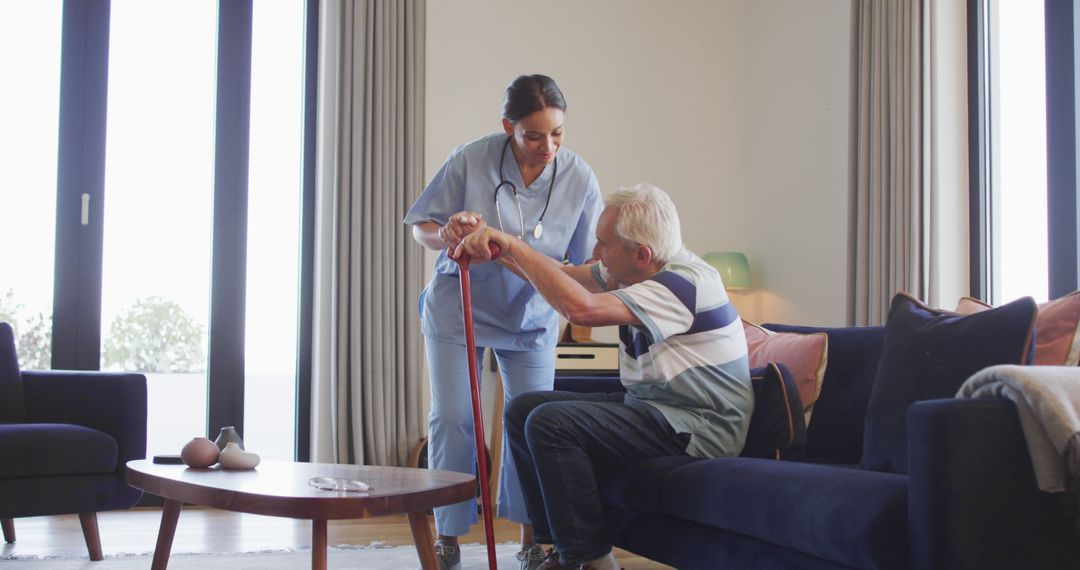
[
  {"xmin": 457, "ymin": 268, "xmax": 497, "ymax": 570},
  {"xmin": 452, "ymin": 241, "xmax": 500, "ymax": 570}
]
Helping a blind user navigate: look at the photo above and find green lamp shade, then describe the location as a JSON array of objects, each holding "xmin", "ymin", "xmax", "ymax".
[{"xmin": 704, "ymin": 251, "xmax": 751, "ymax": 290}]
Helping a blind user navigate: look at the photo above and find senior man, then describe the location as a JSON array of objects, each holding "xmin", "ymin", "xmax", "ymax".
[{"xmin": 456, "ymin": 183, "xmax": 753, "ymax": 570}]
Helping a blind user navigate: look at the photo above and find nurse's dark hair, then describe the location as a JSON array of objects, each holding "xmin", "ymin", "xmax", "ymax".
[{"xmin": 502, "ymin": 74, "xmax": 566, "ymax": 122}]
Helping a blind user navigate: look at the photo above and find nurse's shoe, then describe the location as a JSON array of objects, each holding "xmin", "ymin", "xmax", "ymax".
[{"xmin": 434, "ymin": 539, "xmax": 461, "ymax": 570}]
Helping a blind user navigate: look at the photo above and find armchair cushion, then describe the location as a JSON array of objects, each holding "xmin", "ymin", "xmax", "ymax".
[
  {"xmin": 21, "ymin": 370, "xmax": 148, "ymax": 469},
  {"xmin": 0, "ymin": 322, "xmax": 25, "ymax": 422},
  {"xmin": 0, "ymin": 423, "xmax": 118, "ymax": 478},
  {"xmin": 861, "ymin": 293, "xmax": 1037, "ymax": 473}
]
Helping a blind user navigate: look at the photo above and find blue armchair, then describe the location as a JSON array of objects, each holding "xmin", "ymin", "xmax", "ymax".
[{"xmin": 0, "ymin": 322, "xmax": 146, "ymax": 560}]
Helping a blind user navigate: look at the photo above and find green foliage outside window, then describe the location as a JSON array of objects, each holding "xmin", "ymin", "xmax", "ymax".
[
  {"xmin": 103, "ymin": 296, "xmax": 205, "ymax": 373},
  {"xmin": 0, "ymin": 289, "xmax": 52, "ymax": 370},
  {"xmin": 0, "ymin": 290, "xmax": 205, "ymax": 373}
]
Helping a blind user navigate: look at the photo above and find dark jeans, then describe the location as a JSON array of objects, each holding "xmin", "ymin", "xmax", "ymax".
[{"xmin": 504, "ymin": 390, "xmax": 691, "ymax": 565}]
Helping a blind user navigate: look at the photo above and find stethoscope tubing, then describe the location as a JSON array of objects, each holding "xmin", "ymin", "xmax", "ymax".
[{"xmin": 493, "ymin": 136, "xmax": 556, "ymax": 239}]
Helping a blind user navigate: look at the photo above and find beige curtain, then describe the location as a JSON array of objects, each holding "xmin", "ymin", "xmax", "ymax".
[
  {"xmin": 310, "ymin": 0, "xmax": 427, "ymax": 466},
  {"xmin": 849, "ymin": 0, "xmax": 930, "ymax": 326}
]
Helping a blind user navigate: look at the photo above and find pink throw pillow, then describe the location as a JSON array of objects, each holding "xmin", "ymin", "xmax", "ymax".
[
  {"xmin": 743, "ymin": 321, "xmax": 828, "ymax": 414},
  {"xmin": 955, "ymin": 291, "xmax": 1080, "ymax": 366}
]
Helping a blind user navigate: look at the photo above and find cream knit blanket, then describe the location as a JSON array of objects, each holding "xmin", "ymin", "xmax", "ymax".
[{"xmin": 957, "ymin": 364, "xmax": 1080, "ymax": 494}]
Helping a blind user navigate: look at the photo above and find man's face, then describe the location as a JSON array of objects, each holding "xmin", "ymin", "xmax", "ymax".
[{"xmin": 592, "ymin": 208, "xmax": 641, "ymax": 284}]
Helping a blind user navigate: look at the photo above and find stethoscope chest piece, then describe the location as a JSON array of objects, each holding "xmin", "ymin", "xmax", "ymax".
[{"xmin": 494, "ymin": 136, "xmax": 556, "ymax": 242}]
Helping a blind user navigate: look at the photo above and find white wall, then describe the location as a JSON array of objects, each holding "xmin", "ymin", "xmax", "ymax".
[
  {"xmin": 425, "ymin": 0, "xmax": 851, "ymax": 326},
  {"xmin": 423, "ymin": 0, "xmax": 852, "ymax": 440},
  {"xmin": 742, "ymin": 1, "xmax": 852, "ymax": 325}
]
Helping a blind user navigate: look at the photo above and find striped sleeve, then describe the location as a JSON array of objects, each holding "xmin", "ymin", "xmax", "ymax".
[{"xmin": 611, "ymin": 272, "xmax": 696, "ymax": 342}]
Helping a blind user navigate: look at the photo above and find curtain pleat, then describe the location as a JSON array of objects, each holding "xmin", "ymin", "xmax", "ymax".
[
  {"xmin": 849, "ymin": 0, "xmax": 927, "ymax": 325},
  {"xmin": 313, "ymin": 0, "xmax": 426, "ymax": 466}
]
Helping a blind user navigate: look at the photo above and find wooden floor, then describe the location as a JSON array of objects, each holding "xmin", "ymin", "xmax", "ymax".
[{"xmin": 1, "ymin": 507, "xmax": 673, "ymax": 569}]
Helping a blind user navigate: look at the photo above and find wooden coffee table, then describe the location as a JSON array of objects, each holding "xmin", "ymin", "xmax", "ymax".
[{"xmin": 126, "ymin": 459, "xmax": 475, "ymax": 570}]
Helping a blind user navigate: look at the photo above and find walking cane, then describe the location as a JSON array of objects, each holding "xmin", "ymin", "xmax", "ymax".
[{"xmin": 452, "ymin": 241, "xmax": 501, "ymax": 570}]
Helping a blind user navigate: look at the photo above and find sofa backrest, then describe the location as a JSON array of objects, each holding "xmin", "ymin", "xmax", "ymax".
[
  {"xmin": 0, "ymin": 322, "xmax": 26, "ymax": 422},
  {"xmin": 763, "ymin": 324, "xmax": 886, "ymax": 464}
]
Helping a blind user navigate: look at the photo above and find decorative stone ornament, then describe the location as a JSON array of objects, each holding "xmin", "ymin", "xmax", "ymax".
[
  {"xmin": 218, "ymin": 442, "xmax": 260, "ymax": 470},
  {"xmin": 214, "ymin": 426, "xmax": 244, "ymax": 450},
  {"xmin": 180, "ymin": 437, "xmax": 220, "ymax": 468}
]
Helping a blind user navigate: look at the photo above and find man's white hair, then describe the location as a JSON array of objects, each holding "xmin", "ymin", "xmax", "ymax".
[{"xmin": 604, "ymin": 183, "xmax": 683, "ymax": 263}]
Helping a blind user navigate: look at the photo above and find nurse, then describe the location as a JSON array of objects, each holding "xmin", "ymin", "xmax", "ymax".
[{"xmin": 404, "ymin": 74, "xmax": 603, "ymax": 570}]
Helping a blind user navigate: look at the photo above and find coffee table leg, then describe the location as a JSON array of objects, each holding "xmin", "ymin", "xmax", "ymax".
[
  {"xmin": 408, "ymin": 511, "xmax": 437, "ymax": 570},
  {"xmin": 312, "ymin": 519, "xmax": 327, "ymax": 570},
  {"xmin": 151, "ymin": 499, "xmax": 182, "ymax": 570}
]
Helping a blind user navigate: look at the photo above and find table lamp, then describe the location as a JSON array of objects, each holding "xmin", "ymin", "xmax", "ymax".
[{"xmin": 704, "ymin": 251, "xmax": 751, "ymax": 290}]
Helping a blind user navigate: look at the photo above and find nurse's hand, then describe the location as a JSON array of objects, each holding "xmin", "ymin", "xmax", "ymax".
[
  {"xmin": 439, "ymin": 211, "xmax": 485, "ymax": 247},
  {"xmin": 455, "ymin": 226, "xmax": 512, "ymax": 264}
]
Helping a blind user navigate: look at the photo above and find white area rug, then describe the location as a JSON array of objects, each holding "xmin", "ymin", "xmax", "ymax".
[{"xmin": 1, "ymin": 542, "xmax": 522, "ymax": 569}]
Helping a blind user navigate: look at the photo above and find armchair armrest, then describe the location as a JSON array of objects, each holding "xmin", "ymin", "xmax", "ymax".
[
  {"xmin": 20, "ymin": 370, "xmax": 148, "ymax": 470},
  {"xmin": 907, "ymin": 398, "xmax": 1079, "ymax": 570}
]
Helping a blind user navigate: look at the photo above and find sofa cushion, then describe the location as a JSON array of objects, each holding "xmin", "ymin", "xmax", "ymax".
[
  {"xmin": 0, "ymin": 423, "xmax": 119, "ymax": 478},
  {"xmin": 956, "ymin": 291, "xmax": 1080, "ymax": 366},
  {"xmin": 763, "ymin": 323, "xmax": 887, "ymax": 464},
  {"xmin": 861, "ymin": 293, "xmax": 1037, "ymax": 474},
  {"xmin": 662, "ymin": 458, "xmax": 909, "ymax": 569},
  {"xmin": 0, "ymin": 322, "xmax": 25, "ymax": 422},
  {"xmin": 743, "ymin": 321, "xmax": 828, "ymax": 414},
  {"xmin": 740, "ymin": 363, "xmax": 806, "ymax": 460},
  {"xmin": 598, "ymin": 455, "xmax": 701, "ymax": 515}
]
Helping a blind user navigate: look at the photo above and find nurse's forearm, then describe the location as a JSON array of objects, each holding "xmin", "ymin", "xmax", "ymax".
[{"xmin": 412, "ymin": 222, "xmax": 447, "ymax": 250}]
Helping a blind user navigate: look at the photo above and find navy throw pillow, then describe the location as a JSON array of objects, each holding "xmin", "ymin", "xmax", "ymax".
[
  {"xmin": 861, "ymin": 293, "xmax": 1037, "ymax": 473},
  {"xmin": 0, "ymin": 322, "xmax": 26, "ymax": 422},
  {"xmin": 741, "ymin": 362, "xmax": 807, "ymax": 460}
]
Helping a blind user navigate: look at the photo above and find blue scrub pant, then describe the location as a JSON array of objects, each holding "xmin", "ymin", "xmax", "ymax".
[{"xmin": 424, "ymin": 337, "xmax": 555, "ymax": 537}]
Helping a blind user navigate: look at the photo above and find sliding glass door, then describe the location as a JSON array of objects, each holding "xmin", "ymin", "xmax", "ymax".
[
  {"xmin": 4, "ymin": 0, "xmax": 317, "ymax": 461},
  {"xmin": 101, "ymin": 0, "xmax": 217, "ymax": 458},
  {"xmin": 0, "ymin": 1, "xmax": 62, "ymax": 369},
  {"xmin": 243, "ymin": 0, "xmax": 305, "ymax": 461}
]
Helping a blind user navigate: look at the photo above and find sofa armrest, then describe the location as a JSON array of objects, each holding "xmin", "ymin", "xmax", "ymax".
[
  {"xmin": 21, "ymin": 370, "xmax": 148, "ymax": 470},
  {"xmin": 907, "ymin": 398, "xmax": 1079, "ymax": 570}
]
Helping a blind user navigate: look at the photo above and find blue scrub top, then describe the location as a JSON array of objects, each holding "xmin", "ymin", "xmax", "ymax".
[{"xmin": 404, "ymin": 132, "xmax": 603, "ymax": 351}]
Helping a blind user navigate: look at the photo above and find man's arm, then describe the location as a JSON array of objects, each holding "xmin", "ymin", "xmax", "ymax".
[
  {"xmin": 495, "ymin": 255, "xmax": 607, "ymax": 293},
  {"xmin": 457, "ymin": 228, "xmax": 639, "ymax": 327}
]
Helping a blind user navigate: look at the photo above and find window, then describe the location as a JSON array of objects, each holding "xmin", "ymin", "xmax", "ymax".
[
  {"xmin": 970, "ymin": 0, "xmax": 1073, "ymax": 303},
  {"xmin": 101, "ymin": 0, "xmax": 217, "ymax": 458},
  {"xmin": 6, "ymin": 0, "xmax": 317, "ymax": 461},
  {"xmin": 989, "ymin": 0, "xmax": 1049, "ymax": 303},
  {"xmin": 243, "ymin": 0, "xmax": 306, "ymax": 461},
  {"xmin": 0, "ymin": 1, "xmax": 62, "ymax": 369}
]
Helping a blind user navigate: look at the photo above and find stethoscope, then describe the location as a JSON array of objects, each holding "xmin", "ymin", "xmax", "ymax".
[{"xmin": 494, "ymin": 135, "xmax": 557, "ymax": 240}]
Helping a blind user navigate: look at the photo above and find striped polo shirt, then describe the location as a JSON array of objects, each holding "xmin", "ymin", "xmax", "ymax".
[{"xmin": 591, "ymin": 248, "xmax": 754, "ymax": 458}]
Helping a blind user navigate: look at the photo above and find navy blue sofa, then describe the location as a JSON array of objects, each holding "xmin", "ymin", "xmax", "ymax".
[
  {"xmin": 0, "ymin": 323, "xmax": 146, "ymax": 560},
  {"xmin": 556, "ymin": 324, "xmax": 1080, "ymax": 569}
]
